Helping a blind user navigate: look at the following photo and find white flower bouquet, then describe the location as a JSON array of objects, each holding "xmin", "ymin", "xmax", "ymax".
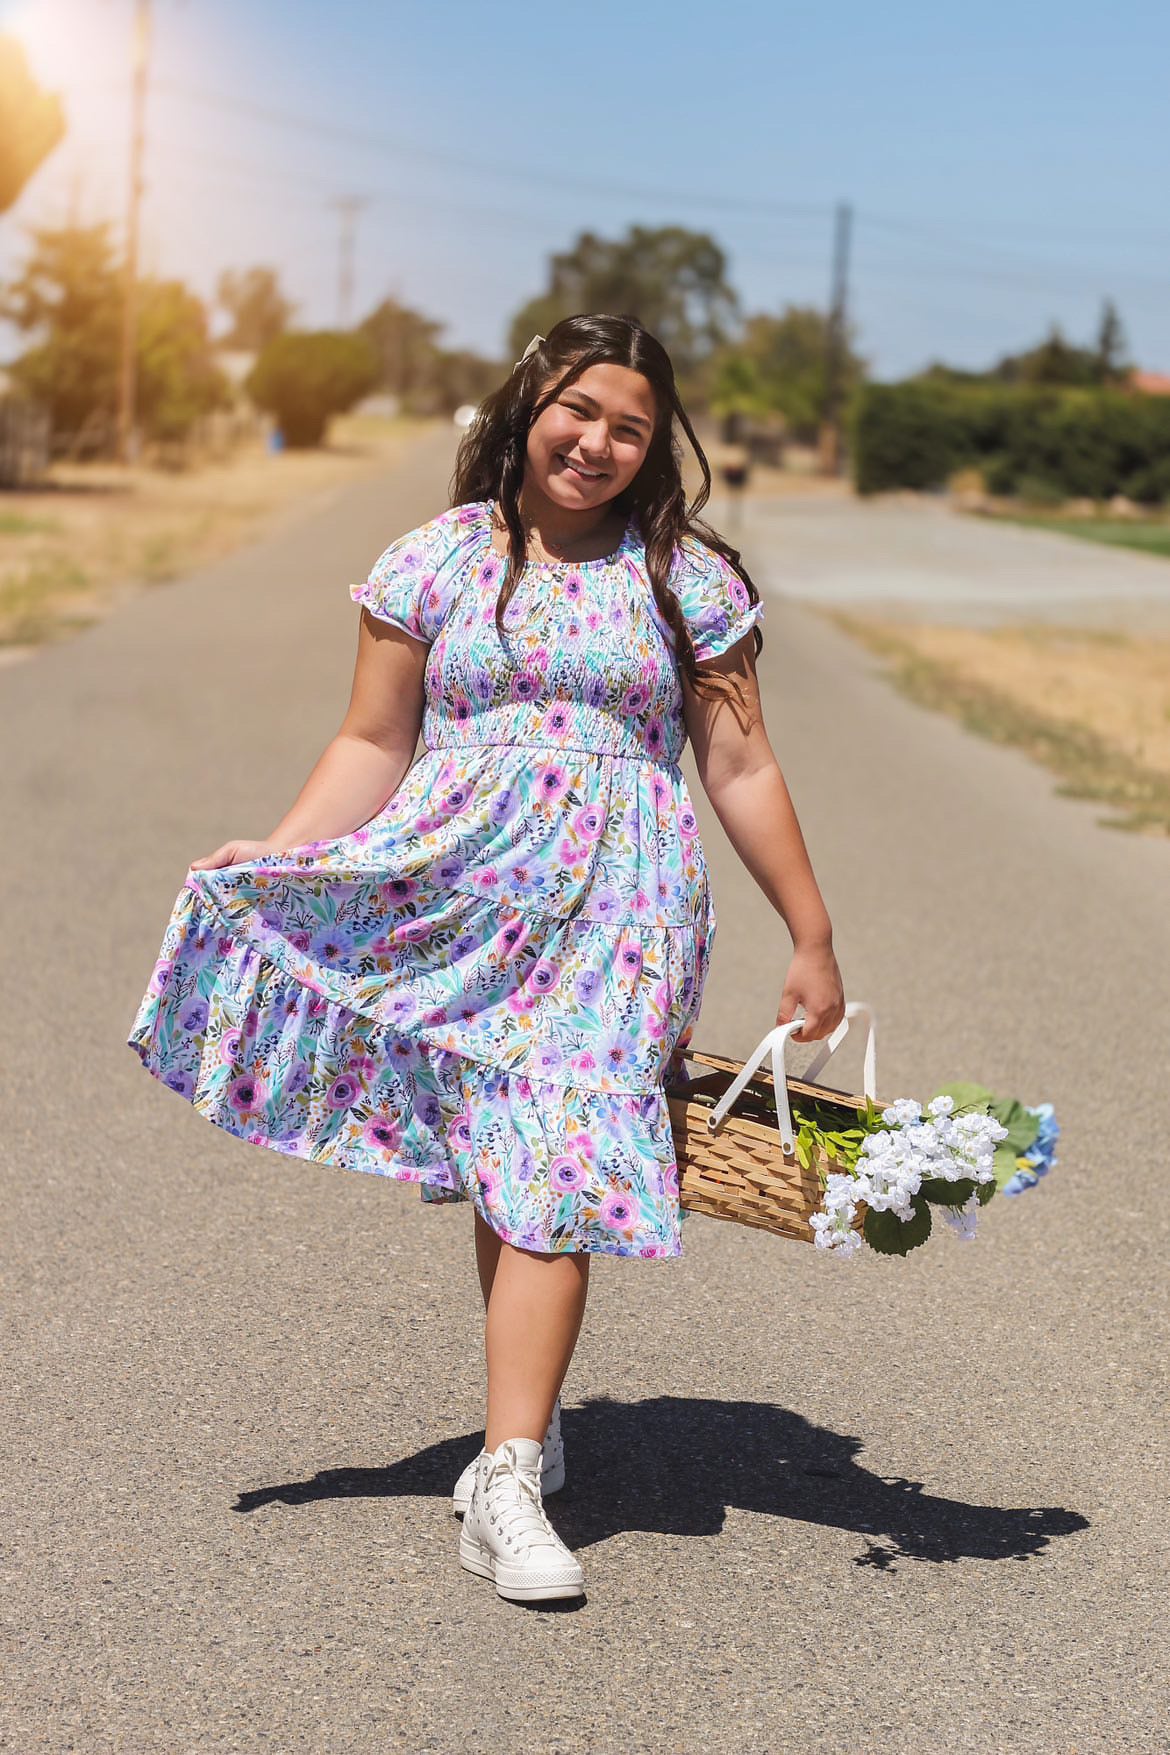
[
  {"xmin": 668, "ymin": 1004, "xmax": 1059, "ymax": 1256},
  {"xmin": 802, "ymin": 1082, "xmax": 1060, "ymax": 1259}
]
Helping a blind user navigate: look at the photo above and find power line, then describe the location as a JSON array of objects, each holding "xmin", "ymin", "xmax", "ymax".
[
  {"xmin": 863, "ymin": 205, "xmax": 1170, "ymax": 257},
  {"xmin": 38, "ymin": 129, "xmax": 1160, "ymax": 349},
  {"xmin": 150, "ymin": 78, "xmax": 1170, "ymax": 263},
  {"xmin": 111, "ymin": 134, "xmax": 1167, "ymax": 298},
  {"xmin": 48, "ymin": 88, "xmax": 1163, "ymax": 374},
  {"xmin": 82, "ymin": 146, "xmax": 1160, "ymax": 362},
  {"xmin": 151, "ymin": 77, "xmax": 834, "ymax": 222},
  {"xmin": 853, "ymin": 253, "xmax": 1169, "ymax": 295},
  {"xmin": 32, "ymin": 66, "xmax": 1170, "ymax": 255},
  {"xmin": 77, "ymin": 76, "xmax": 1170, "ymax": 298}
]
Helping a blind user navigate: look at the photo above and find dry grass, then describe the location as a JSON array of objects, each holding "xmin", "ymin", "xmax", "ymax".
[
  {"xmin": 831, "ymin": 612, "xmax": 1170, "ymax": 836},
  {"xmin": 0, "ymin": 414, "xmax": 440, "ymax": 657}
]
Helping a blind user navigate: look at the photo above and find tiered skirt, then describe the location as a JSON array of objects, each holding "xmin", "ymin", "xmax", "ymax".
[{"xmin": 126, "ymin": 743, "xmax": 715, "ymax": 1259}]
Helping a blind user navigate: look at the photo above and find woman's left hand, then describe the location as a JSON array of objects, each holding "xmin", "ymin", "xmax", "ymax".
[{"xmin": 775, "ymin": 941, "xmax": 846, "ymax": 1042}]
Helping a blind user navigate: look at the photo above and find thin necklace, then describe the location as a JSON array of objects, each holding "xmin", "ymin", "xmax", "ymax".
[{"xmin": 490, "ymin": 500, "xmax": 627, "ymax": 565}]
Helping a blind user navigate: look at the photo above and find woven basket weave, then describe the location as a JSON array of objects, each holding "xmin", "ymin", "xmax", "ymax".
[{"xmin": 664, "ymin": 1007, "xmax": 884, "ymax": 1243}]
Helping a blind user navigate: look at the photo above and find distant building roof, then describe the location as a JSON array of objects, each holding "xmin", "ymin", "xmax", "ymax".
[{"xmin": 1129, "ymin": 369, "xmax": 1170, "ymax": 395}]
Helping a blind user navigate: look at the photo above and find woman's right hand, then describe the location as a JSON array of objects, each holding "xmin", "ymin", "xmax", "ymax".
[{"xmin": 189, "ymin": 838, "xmax": 282, "ymax": 871}]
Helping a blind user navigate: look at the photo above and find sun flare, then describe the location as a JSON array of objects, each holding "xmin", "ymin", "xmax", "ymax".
[{"xmin": 1, "ymin": 0, "xmax": 128, "ymax": 93}]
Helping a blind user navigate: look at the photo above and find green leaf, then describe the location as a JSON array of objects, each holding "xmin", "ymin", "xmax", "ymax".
[
  {"xmin": 992, "ymin": 1141, "xmax": 1024, "ymax": 1189},
  {"xmin": 919, "ymin": 1175, "xmax": 977, "ymax": 1205},
  {"xmin": 863, "ymin": 1193, "xmax": 933, "ymax": 1255},
  {"xmin": 976, "ymin": 1178, "xmax": 997, "ymax": 1206},
  {"xmin": 988, "ymin": 1097, "xmax": 1039, "ymax": 1155}
]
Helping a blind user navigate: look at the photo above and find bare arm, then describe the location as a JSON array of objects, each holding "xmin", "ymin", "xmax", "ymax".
[
  {"xmin": 190, "ymin": 609, "xmax": 428, "ymax": 867},
  {"xmin": 682, "ymin": 634, "xmax": 845, "ymax": 1041}
]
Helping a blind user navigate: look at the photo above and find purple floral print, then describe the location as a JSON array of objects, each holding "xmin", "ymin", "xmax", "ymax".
[{"xmin": 127, "ymin": 501, "xmax": 764, "ymax": 1258}]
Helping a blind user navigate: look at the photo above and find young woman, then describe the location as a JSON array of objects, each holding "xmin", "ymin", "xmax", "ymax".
[{"xmin": 127, "ymin": 313, "xmax": 845, "ymax": 1605}]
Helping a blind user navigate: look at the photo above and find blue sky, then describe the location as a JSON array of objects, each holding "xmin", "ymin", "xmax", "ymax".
[{"xmin": 3, "ymin": 0, "xmax": 1168, "ymax": 378}]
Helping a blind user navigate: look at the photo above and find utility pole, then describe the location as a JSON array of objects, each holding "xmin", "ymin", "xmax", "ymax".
[
  {"xmin": 330, "ymin": 196, "xmax": 368, "ymax": 328},
  {"xmin": 116, "ymin": 0, "xmax": 150, "ymax": 465},
  {"xmin": 817, "ymin": 200, "xmax": 853, "ymax": 478}
]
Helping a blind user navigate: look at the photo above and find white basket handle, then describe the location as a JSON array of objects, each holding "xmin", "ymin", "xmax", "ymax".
[
  {"xmin": 705, "ymin": 1001, "xmax": 878, "ymax": 1155},
  {"xmin": 802, "ymin": 1001, "xmax": 877, "ymax": 1097}
]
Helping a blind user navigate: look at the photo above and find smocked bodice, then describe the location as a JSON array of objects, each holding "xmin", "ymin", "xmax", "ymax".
[{"xmin": 350, "ymin": 501, "xmax": 764, "ymax": 769}]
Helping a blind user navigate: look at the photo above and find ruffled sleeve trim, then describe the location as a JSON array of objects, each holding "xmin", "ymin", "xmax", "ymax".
[
  {"xmin": 669, "ymin": 536, "xmax": 765, "ymax": 662},
  {"xmin": 349, "ymin": 504, "xmax": 489, "ymax": 644}
]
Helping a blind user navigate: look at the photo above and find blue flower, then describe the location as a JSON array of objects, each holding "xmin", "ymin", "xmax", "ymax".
[
  {"xmin": 1001, "ymin": 1104, "xmax": 1059, "ymax": 1196},
  {"xmin": 1022, "ymin": 1102, "xmax": 1060, "ymax": 1176}
]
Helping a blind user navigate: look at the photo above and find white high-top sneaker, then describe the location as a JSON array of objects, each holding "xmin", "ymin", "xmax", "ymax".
[
  {"xmin": 458, "ymin": 1436, "xmax": 584, "ymax": 1603},
  {"xmin": 451, "ymin": 1396, "xmax": 564, "ymax": 1516}
]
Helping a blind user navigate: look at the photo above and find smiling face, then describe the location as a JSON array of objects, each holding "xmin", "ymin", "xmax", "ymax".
[{"xmin": 525, "ymin": 362, "xmax": 658, "ymax": 512}]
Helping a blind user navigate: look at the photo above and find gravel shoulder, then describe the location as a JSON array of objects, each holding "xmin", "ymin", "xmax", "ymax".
[
  {"xmin": 0, "ymin": 414, "xmax": 441, "ymax": 659},
  {"xmin": 723, "ymin": 480, "xmax": 1170, "ymax": 835}
]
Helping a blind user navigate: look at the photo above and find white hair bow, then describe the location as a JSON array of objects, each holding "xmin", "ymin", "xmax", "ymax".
[{"xmin": 512, "ymin": 332, "xmax": 544, "ymax": 372}]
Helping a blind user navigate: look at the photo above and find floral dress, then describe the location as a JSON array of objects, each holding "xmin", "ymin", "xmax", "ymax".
[{"xmin": 126, "ymin": 499, "xmax": 764, "ymax": 1259}]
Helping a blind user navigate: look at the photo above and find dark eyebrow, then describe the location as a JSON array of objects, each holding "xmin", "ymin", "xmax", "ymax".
[{"xmin": 564, "ymin": 389, "xmax": 651, "ymax": 430}]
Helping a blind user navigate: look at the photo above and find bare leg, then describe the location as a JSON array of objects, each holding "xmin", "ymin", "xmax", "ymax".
[
  {"xmin": 473, "ymin": 1207, "xmax": 503, "ymax": 1310},
  {"xmin": 483, "ymin": 1238, "xmax": 590, "ymax": 1451}
]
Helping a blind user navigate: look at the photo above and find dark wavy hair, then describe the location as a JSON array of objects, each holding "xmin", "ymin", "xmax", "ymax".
[{"xmin": 448, "ymin": 312, "xmax": 763, "ymax": 701}]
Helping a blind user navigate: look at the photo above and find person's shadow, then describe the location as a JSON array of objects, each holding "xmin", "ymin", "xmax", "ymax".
[{"xmin": 234, "ymin": 1397, "xmax": 1086, "ymax": 1572}]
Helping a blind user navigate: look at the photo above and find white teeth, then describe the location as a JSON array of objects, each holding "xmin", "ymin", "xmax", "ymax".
[{"xmin": 561, "ymin": 456, "xmax": 603, "ymax": 479}]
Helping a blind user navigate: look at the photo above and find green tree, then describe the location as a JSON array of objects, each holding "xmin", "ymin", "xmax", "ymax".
[
  {"xmin": 508, "ymin": 224, "xmax": 738, "ymax": 388},
  {"xmin": 245, "ymin": 330, "xmax": 380, "ymax": 446},
  {"xmin": 707, "ymin": 306, "xmax": 867, "ymax": 442},
  {"xmin": 427, "ymin": 346, "xmax": 508, "ymax": 415},
  {"xmin": 911, "ymin": 360, "xmax": 988, "ymax": 387},
  {"xmin": 4, "ymin": 220, "xmax": 227, "ymax": 447},
  {"xmin": 915, "ymin": 306, "xmax": 1131, "ymax": 394},
  {"xmin": 216, "ymin": 266, "xmax": 295, "ymax": 352},
  {"xmin": 1094, "ymin": 297, "xmax": 1130, "ymax": 385},
  {"xmin": 357, "ymin": 296, "xmax": 443, "ymax": 398},
  {"xmin": 0, "ymin": 36, "xmax": 64, "ymax": 213},
  {"xmin": 2, "ymin": 220, "xmax": 122, "ymax": 440},
  {"xmin": 991, "ymin": 321, "xmax": 1104, "ymax": 388},
  {"xmin": 707, "ymin": 350, "xmax": 769, "ymax": 422},
  {"xmin": 138, "ymin": 278, "xmax": 230, "ymax": 441}
]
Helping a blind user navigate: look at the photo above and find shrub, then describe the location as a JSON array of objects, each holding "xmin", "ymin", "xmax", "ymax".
[
  {"xmin": 136, "ymin": 278, "xmax": 229, "ymax": 443},
  {"xmin": 245, "ymin": 330, "xmax": 380, "ymax": 447},
  {"xmin": 852, "ymin": 380, "xmax": 1170, "ymax": 504},
  {"xmin": 983, "ymin": 454, "xmax": 1017, "ymax": 496},
  {"xmin": 850, "ymin": 383, "xmax": 959, "ymax": 494},
  {"xmin": 1124, "ymin": 456, "xmax": 1170, "ymax": 507},
  {"xmin": 1014, "ymin": 474, "xmax": 1067, "ymax": 508}
]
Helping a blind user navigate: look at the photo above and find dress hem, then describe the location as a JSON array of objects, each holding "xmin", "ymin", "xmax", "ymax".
[
  {"xmin": 128, "ymin": 891, "xmax": 691, "ymax": 1263},
  {"xmin": 127, "ymin": 1035, "xmax": 683, "ymax": 1261}
]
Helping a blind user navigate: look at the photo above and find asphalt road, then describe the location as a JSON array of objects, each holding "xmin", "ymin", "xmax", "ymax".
[
  {"xmin": 3, "ymin": 427, "xmax": 1167, "ymax": 1753},
  {"xmin": 713, "ymin": 482, "xmax": 1170, "ymax": 629}
]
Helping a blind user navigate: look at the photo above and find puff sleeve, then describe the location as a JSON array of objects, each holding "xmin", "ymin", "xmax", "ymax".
[
  {"xmin": 669, "ymin": 537, "xmax": 765, "ymax": 661},
  {"xmin": 349, "ymin": 508, "xmax": 466, "ymax": 644}
]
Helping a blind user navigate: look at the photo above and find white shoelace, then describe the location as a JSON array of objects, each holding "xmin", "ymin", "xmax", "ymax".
[{"xmin": 486, "ymin": 1447, "xmax": 564, "ymax": 1554}]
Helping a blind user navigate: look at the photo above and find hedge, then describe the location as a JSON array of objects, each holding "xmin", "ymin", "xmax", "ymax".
[{"xmin": 850, "ymin": 381, "xmax": 1170, "ymax": 502}]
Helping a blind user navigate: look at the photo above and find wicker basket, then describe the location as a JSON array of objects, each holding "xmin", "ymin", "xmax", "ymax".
[{"xmin": 665, "ymin": 1004, "xmax": 885, "ymax": 1243}]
